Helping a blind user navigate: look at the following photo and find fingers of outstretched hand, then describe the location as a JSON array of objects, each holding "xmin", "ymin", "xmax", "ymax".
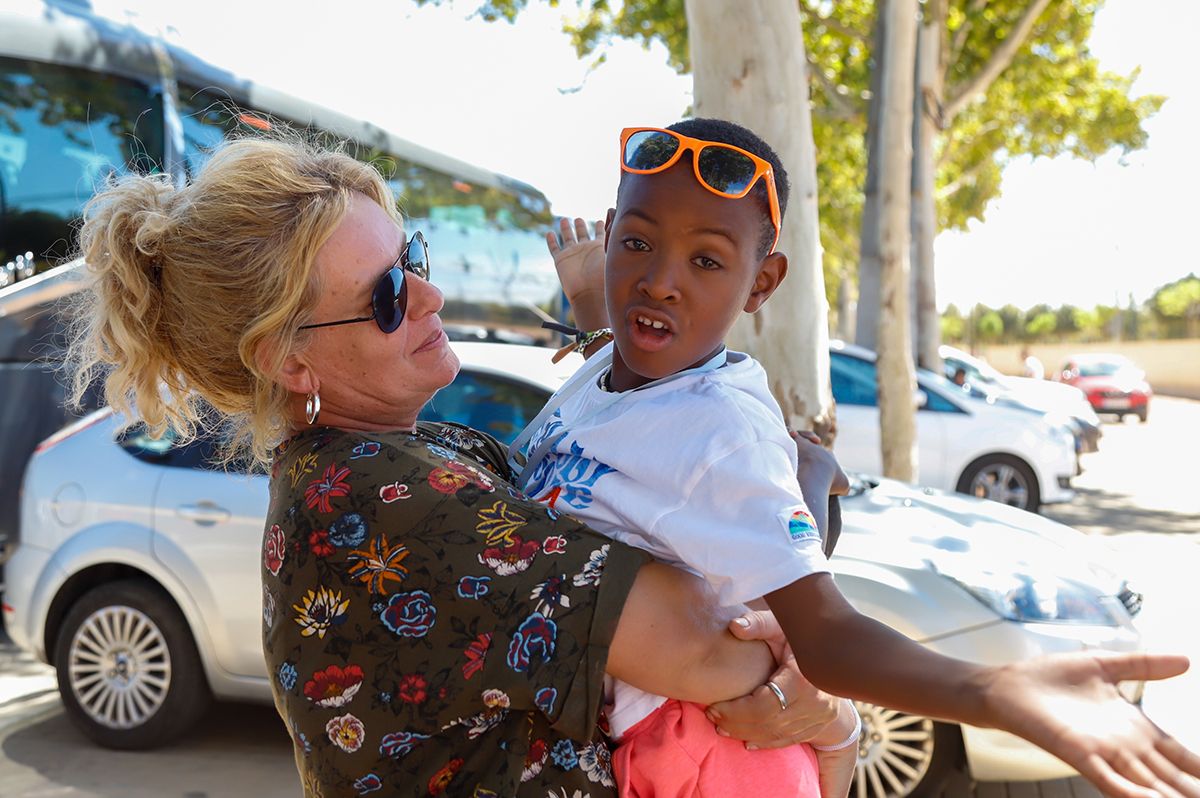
[
  {"xmin": 1078, "ymin": 752, "xmax": 1163, "ymax": 798},
  {"xmin": 1112, "ymin": 747, "xmax": 1189, "ymax": 798},
  {"xmin": 1159, "ymin": 734, "xmax": 1200, "ymax": 777},
  {"xmin": 594, "ymin": 218, "xmax": 605, "ymax": 239},
  {"xmin": 574, "ymin": 217, "xmax": 589, "ymax": 242},
  {"xmin": 545, "ymin": 231, "xmax": 561, "ymax": 256},
  {"xmin": 1100, "ymin": 653, "xmax": 1191, "ymax": 684},
  {"xmin": 1143, "ymin": 746, "xmax": 1200, "ymax": 798}
]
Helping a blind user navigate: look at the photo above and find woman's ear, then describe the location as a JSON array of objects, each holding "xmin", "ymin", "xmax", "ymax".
[
  {"xmin": 744, "ymin": 252, "xmax": 788, "ymax": 313},
  {"xmin": 257, "ymin": 338, "xmax": 318, "ymax": 398},
  {"xmin": 604, "ymin": 207, "xmax": 615, "ymax": 251},
  {"xmin": 278, "ymin": 354, "xmax": 318, "ymax": 397}
]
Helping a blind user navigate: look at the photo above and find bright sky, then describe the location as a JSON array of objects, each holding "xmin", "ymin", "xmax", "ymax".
[{"xmin": 89, "ymin": 0, "xmax": 1198, "ymax": 312}]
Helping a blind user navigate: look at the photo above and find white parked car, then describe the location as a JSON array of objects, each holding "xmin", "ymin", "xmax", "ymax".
[
  {"xmin": 831, "ymin": 342, "xmax": 1078, "ymax": 513},
  {"xmin": 939, "ymin": 345, "xmax": 1102, "ymax": 455},
  {"xmin": 4, "ymin": 342, "xmax": 1143, "ymax": 798}
]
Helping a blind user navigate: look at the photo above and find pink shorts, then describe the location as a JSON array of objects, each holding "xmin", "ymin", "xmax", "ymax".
[{"xmin": 612, "ymin": 698, "xmax": 821, "ymax": 798}]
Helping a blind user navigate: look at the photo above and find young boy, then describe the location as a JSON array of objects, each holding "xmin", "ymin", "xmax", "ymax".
[
  {"xmin": 513, "ymin": 118, "xmax": 860, "ymax": 798},
  {"xmin": 513, "ymin": 118, "xmax": 1199, "ymax": 798}
]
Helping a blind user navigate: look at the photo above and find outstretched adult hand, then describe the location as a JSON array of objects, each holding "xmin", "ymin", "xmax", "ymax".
[
  {"xmin": 981, "ymin": 652, "xmax": 1200, "ymax": 798},
  {"xmin": 546, "ymin": 216, "xmax": 607, "ymax": 330}
]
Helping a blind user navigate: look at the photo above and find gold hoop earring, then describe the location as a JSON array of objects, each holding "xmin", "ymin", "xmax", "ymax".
[{"xmin": 305, "ymin": 392, "xmax": 321, "ymax": 425}]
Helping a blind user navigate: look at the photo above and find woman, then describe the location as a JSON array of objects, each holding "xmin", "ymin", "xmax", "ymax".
[
  {"xmin": 69, "ymin": 136, "xmax": 1200, "ymax": 798},
  {"xmin": 67, "ymin": 136, "xmax": 849, "ymax": 797}
]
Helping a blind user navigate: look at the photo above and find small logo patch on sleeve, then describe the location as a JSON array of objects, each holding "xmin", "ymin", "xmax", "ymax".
[{"xmin": 784, "ymin": 507, "xmax": 819, "ymax": 542}]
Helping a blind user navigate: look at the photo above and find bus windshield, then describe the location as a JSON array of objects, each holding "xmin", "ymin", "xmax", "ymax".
[{"xmin": 176, "ymin": 86, "xmax": 560, "ymax": 342}]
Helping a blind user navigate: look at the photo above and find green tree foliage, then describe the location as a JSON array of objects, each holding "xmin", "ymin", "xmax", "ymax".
[
  {"xmin": 942, "ymin": 272, "xmax": 1200, "ymax": 344},
  {"xmin": 977, "ymin": 309, "xmax": 1004, "ymax": 342},
  {"xmin": 940, "ymin": 303, "xmax": 966, "ymax": 342},
  {"xmin": 453, "ymin": 0, "xmax": 1162, "ymax": 291},
  {"xmin": 1025, "ymin": 310, "xmax": 1057, "ymax": 339},
  {"xmin": 1150, "ymin": 273, "xmax": 1200, "ymax": 337}
]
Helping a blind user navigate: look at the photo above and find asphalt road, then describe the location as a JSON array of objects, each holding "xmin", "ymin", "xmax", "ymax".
[{"xmin": 1, "ymin": 398, "xmax": 1197, "ymax": 797}]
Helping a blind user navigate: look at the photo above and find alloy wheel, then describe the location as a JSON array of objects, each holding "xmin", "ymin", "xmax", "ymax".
[
  {"xmin": 968, "ymin": 462, "xmax": 1029, "ymax": 508},
  {"xmin": 854, "ymin": 702, "xmax": 936, "ymax": 798},
  {"xmin": 66, "ymin": 605, "xmax": 173, "ymax": 730}
]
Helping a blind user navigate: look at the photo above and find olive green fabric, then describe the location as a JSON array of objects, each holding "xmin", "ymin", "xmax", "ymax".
[{"xmin": 262, "ymin": 421, "xmax": 647, "ymax": 797}]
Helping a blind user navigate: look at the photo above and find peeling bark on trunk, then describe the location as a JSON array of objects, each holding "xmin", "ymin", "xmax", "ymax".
[
  {"xmin": 871, "ymin": 0, "xmax": 919, "ymax": 482},
  {"xmin": 686, "ymin": 0, "xmax": 835, "ymax": 439},
  {"xmin": 854, "ymin": 8, "xmax": 887, "ymax": 353}
]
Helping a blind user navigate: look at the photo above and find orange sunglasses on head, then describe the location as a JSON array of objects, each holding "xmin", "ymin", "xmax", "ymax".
[{"xmin": 619, "ymin": 127, "xmax": 782, "ymax": 254}]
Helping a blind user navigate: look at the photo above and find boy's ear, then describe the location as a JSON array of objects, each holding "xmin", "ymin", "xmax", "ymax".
[
  {"xmin": 604, "ymin": 207, "xmax": 615, "ymax": 250},
  {"xmin": 744, "ymin": 252, "xmax": 788, "ymax": 313}
]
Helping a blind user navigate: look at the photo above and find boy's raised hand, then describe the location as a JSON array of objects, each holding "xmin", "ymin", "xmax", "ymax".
[{"xmin": 547, "ymin": 216, "xmax": 608, "ymax": 330}]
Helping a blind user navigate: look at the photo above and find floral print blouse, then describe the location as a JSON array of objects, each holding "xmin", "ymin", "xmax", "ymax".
[{"xmin": 262, "ymin": 421, "xmax": 648, "ymax": 797}]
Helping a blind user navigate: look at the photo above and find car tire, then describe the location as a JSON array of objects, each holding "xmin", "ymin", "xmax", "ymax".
[
  {"xmin": 853, "ymin": 702, "xmax": 965, "ymax": 798},
  {"xmin": 53, "ymin": 579, "xmax": 211, "ymax": 750},
  {"xmin": 1137, "ymin": 407, "xmax": 1149, "ymax": 424},
  {"xmin": 956, "ymin": 454, "xmax": 1041, "ymax": 513}
]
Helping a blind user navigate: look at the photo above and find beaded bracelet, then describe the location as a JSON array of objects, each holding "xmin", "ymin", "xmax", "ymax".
[
  {"xmin": 811, "ymin": 701, "xmax": 862, "ymax": 752},
  {"xmin": 542, "ymin": 321, "xmax": 614, "ymax": 363}
]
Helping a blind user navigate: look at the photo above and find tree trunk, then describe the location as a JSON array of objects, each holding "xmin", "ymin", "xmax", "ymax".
[
  {"xmin": 686, "ymin": 0, "xmax": 834, "ymax": 439},
  {"xmin": 836, "ymin": 267, "xmax": 856, "ymax": 343},
  {"xmin": 854, "ymin": 8, "xmax": 887, "ymax": 352},
  {"xmin": 870, "ymin": 0, "xmax": 919, "ymax": 482},
  {"xmin": 912, "ymin": 1, "xmax": 944, "ymax": 372}
]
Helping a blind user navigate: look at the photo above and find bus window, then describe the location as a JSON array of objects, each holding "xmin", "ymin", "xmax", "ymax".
[
  {"xmin": 173, "ymin": 86, "xmax": 561, "ymax": 341},
  {"xmin": 176, "ymin": 86, "xmax": 280, "ymax": 178},
  {"xmin": 0, "ymin": 57, "xmax": 163, "ymax": 283}
]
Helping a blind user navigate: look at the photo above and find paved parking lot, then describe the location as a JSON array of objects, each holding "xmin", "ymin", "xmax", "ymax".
[{"xmin": 0, "ymin": 399, "xmax": 1196, "ymax": 797}]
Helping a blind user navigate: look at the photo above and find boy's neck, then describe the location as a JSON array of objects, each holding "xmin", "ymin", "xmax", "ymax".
[{"xmin": 608, "ymin": 345, "xmax": 727, "ymax": 393}]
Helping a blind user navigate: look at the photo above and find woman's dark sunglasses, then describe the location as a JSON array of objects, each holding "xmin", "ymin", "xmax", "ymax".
[{"xmin": 298, "ymin": 231, "xmax": 430, "ymax": 334}]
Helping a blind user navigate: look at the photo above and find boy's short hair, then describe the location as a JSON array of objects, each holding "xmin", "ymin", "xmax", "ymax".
[{"xmin": 618, "ymin": 118, "xmax": 791, "ymax": 259}]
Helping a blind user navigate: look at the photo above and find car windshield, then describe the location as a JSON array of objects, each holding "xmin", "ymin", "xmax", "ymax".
[
  {"xmin": 1077, "ymin": 361, "xmax": 1129, "ymax": 377},
  {"xmin": 950, "ymin": 355, "xmax": 1003, "ymax": 385}
]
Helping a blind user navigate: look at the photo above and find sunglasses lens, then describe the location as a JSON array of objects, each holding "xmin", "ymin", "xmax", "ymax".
[
  {"xmin": 373, "ymin": 267, "xmax": 406, "ymax": 334},
  {"xmin": 404, "ymin": 231, "xmax": 430, "ymax": 280},
  {"xmin": 623, "ymin": 130, "xmax": 680, "ymax": 171},
  {"xmin": 697, "ymin": 146, "xmax": 759, "ymax": 195}
]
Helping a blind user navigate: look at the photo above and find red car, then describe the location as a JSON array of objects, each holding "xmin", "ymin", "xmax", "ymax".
[{"xmin": 1055, "ymin": 354, "xmax": 1152, "ymax": 422}]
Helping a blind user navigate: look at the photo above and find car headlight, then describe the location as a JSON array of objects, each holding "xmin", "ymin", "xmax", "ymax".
[
  {"xmin": 1041, "ymin": 420, "xmax": 1076, "ymax": 450},
  {"xmin": 946, "ymin": 571, "xmax": 1122, "ymax": 626}
]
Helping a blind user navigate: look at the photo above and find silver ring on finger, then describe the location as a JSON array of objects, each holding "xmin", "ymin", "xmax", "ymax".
[{"xmin": 765, "ymin": 680, "xmax": 788, "ymax": 712}]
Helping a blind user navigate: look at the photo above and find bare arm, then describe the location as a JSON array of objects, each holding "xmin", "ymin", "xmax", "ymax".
[
  {"xmin": 606, "ymin": 561, "xmax": 774, "ymax": 704},
  {"xmin": 764, "ymin": 458, "xmax": 1200, "ymax": 798}
]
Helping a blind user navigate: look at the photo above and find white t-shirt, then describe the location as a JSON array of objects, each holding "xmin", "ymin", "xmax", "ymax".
[{"xmin": 520, "ymin": 344, "xmax": 830, "ymax": 738}]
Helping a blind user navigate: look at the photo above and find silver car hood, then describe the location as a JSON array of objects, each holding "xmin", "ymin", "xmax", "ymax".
[{"xmin": 837, "ymin": 477, "xmax": 1124, "ymax": 597}]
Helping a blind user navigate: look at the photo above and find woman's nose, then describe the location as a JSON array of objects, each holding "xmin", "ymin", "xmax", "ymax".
[{"xmin": 407, "ymin": 273, "xmax": 445, "ymax": 318}]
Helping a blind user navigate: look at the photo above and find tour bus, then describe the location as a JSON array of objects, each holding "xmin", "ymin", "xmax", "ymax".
[{"xmin": 0, "ymin": 0, "xmax": 563, "ymax": 577}]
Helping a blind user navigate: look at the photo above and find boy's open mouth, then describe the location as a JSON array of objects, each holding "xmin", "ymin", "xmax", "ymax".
[{"xmin": 627, "ymin": 311, "xmax": 675, "ymax": 352}]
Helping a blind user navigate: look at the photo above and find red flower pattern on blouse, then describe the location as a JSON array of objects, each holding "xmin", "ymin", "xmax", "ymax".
[
  {"xmin": 303, "ymin": 663, "xmax": 365, "ymax": 708},
  {"xmin": 462, "ymin": 633, "xmax": 492, "ymax": 680},
  {"xmin": 304, "ymin": 463, "xmax": 352, "ymax": 513}
]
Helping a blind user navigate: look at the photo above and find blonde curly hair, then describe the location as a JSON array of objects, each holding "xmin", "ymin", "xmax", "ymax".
[{"xmin": 67, "ymin": 136, "xmax": 398, "ymax": 465}]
